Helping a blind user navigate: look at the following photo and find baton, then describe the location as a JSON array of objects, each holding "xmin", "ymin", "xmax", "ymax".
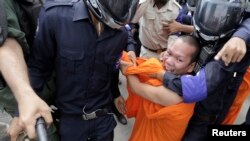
[{"xmin": 36, "ymin": 117, "xmax": 48, "ymax": 141}]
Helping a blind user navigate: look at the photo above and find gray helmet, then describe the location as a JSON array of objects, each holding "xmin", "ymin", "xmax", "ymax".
[
  {"xmin": 85, "ymin": 0, "xmax": 138, "ymax": 29},
  {"xmin": 186, "ymin": 0, "xmax": 199, "ymax": 12},
  {"xmin": 193, "ymin": 0, "xmax": 247, "ymax": 41},
  {"xmin": 246, "ymin": 0, "xmax": 250, "ymax": 12}
]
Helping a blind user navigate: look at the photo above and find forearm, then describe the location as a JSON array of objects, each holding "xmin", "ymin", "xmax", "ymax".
[
  {"xmin": 125, "ymin": 25, "xmax": 136, "ymax": 52},
  {"xmin": 233, "ymin": 18, "xmax": 250, "ymax": 44},
  {"xmin": 127, "ymin": 75, "xmax": 182, "ymax": 106},
  {"xmin": 178, "ymin": 24, "xmax": 194, "ymax": 34},
  {"xmin": 0, "ymin": 38, "xmax": 35, "ymax": 103}
]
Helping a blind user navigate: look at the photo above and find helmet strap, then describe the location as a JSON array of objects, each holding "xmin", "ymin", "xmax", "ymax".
[{"xmin": 89, "ymin": 10, "xmax": 104, "ymax": 36}]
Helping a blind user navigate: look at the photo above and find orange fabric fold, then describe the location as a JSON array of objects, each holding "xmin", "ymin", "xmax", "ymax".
[
  {"xmin": 222, "ymin": 67, "xmax": 250, "ymax": 124},
  {"xmin": 122, "ymin": 51, "xmax": 195, "ymax": 141}
]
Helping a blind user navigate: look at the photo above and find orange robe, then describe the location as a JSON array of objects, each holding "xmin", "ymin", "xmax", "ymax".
[{"xmin": 122, "ymin": 52, "xmax": 195, "ymax": 141}]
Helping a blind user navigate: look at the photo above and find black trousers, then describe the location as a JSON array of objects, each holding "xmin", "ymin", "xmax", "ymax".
[{"xmin": 59, "ymin": 114, "xmax": 116, "ymax": 141}]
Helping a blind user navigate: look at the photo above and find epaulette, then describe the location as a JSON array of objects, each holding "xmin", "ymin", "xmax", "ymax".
[
  {"xmin": 173, "ymin": 0, "xmax": 182, "ymax": 9},
  {"xmin": 44, "ymin": 0, "xmax": 74, "ymax": 11}
]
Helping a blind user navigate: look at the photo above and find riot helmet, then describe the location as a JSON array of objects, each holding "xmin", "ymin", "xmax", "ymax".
[
  {"xmin": 85, "ymin": 0, "xmax": 139, "ymax": 29},
  {"xmin": 193, "ymin": 0, "xmax": 247, "ymax": 41},
  {"xmin": 186, "ymin": 0, "xmax": 199, "ymax": 12},
  {"xmin": 246, "ymin": 0, "xmax": 250, "ymax": 12}
]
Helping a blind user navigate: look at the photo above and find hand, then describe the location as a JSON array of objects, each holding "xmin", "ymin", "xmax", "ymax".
[
  {"xmin": 131, "ymin": 28, "xmax": 137, "ymax": 36},
  {"xmin": 8, "ymin": 117, "xmax": 23, "ymax": 141},
  {"xmin": 114, "ymin": 96, "xmax": 126, "ymax": 114},
  {"xmin": 163, "ymin": 20, "xmax": 181, "ymax": 34},
  {"xmin": 120, "ymin": 60, "xmax": 133, "ymax": 75},
  {"xmin": 127, "ymin": 51, "xmax": 137, "ymax": 66},
  {"xmin": 17, "ymin": 92, "xmax": 52, "ymax": 139},
  {"xmin": 148, "ymin": 70, "xmax": 166, "ymax": 81},
  {"xmin": 159, "ymin": 51, "xmax": 167, "ymax": 62},
  {"xmin": 214, "ymin": 37, "xmax": 246, "ymax": 66}
]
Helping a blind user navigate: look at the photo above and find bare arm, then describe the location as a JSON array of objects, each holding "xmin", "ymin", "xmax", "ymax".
[
  {"xmin": 0, "ymin": 38, "xmax": 52, "ymax": 139},
  {"xmin": 163, "ymin": 20, "xmax": 194, "ymax": 34},
  {"xmin": 0, "ymin": 38, "xmax": 31, "ymax": 100},
  {"xmin": 127, "ymin": 75, "xmax": 183, "ymax": 106}
]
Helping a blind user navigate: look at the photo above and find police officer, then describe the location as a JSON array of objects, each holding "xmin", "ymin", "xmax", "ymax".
[
  {"xmin": 156, "ymin": 0, "xmax": 250, "ymax": 140},
  {"xmin": 0, "ymin": 0, "xmax": 53, "ymax": 140},
  {"xmin": 9, "ymin": 0, "xmax": 138, "ymax": 140}
]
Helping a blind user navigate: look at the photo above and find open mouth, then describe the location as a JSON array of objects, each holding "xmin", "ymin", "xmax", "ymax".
[{"xmin": 164, "ymin": 63, "xmax": 174, "ymax": 73}]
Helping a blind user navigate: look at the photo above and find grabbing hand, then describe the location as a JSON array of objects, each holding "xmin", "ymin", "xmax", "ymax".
[
  {"xmin": 16, "ymin": 91, "xmax": 52, "ymax": 139},
  {"xmin": 120, "ymin": 60, "xmax": 133, "ymax": 75},
  {"xmin": 159, "ymin": 51, "xmax": 167, "ymax": 62},
  {"xmin": 163, "ymin": 20, "xmax": 182, "ymax": 34},
  {"xmin": 114, "ymin": 96, "xmax": 126, "ymax": 114},
  {"xmin": 127, "ymin": 51, "xmax": 137, "ymax": 66},
  {"xmin": 214, "ymin": 37, "xmax": 246, "ymax": 66},
  {"xmin": 8, "ymin": 117, "xmax": 23, "ymax": 141}
]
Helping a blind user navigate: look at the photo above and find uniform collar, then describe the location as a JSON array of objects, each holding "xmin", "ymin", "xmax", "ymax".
[
  {"xmin": 165, "ymin": 0, "xmax": 175, "ymax": 11},
  {"xmin": 73, "ymin": 0, "xmax": 89, "ymax": 21},
  {"xmin": 152, "ymin": 0, "xmax": 177, "ymax": 12}
]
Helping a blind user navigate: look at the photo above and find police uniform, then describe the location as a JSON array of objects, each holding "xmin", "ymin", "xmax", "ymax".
[
  {"xmin": 28, "ymin": 0, "xmax": 135, "ymax": 140},
  {"xmin": 132, "ymin": 0, "xmax": 181, "ymax": 58}
]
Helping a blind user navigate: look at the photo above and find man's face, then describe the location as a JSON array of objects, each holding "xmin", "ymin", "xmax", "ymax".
[
  {"xmin": 163, "ymin": 39, "xmax": 196, "ymax": 75},
  {"xmin": 155, "ymin": 0, "xmax": 169, "ymax": 4}
]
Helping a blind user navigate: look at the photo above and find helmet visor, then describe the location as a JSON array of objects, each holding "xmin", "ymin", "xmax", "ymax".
[
  {"xmin": 194, "ymin": 0, "xmax": 246, "ymax": 36},
  {"xmin": 99, "ymin": 0, "xmax": 138, "ymax": 24},
  {"xmin": 86, "ymin": 0, "xmax": 138, "ymax": 28}
]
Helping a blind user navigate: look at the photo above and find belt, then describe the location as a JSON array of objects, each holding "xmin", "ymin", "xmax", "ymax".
[
  {"xmin": 143, "ymin": 45, "xmax": 166, "ymax": 53},
  {"xmin": 60, "ymin": 107, "xmax": 113, "ymax": 120},
  {"xmin": 82, "ymin": 108, "xmax": 111, "ymax": 120}
]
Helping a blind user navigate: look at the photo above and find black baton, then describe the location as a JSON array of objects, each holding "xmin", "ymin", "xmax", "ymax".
[{"xmin": 36, "ymin": 117, "xmax": 48, "ymax": 141}]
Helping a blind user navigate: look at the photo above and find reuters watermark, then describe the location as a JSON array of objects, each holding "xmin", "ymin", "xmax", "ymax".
[
  {"xmin": 212, "ymin": 129, "xmax": 246, "ymax": 136},
  {"xmin": 207, "ymin": 125, "xmax": 249, "ymax": 140}
]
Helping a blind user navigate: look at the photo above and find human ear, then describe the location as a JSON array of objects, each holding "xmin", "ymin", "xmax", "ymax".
[{"xmin": 187, "ymin": 62, "xmax": 196, "ymax": 73}]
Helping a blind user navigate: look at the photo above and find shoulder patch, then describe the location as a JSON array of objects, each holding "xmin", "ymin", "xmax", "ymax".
[{"xmin": 44, "ymin": 0, "xmax": 73, "ymax": 11}]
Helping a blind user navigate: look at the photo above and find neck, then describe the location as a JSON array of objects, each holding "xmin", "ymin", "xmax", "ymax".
[
  {"xmin": 89, "ymin": 11, "xmax": 104, "ymax": 36},
  {"xmin": 154, "ymin": 0, "xmax": 167, "ymax": 9}
]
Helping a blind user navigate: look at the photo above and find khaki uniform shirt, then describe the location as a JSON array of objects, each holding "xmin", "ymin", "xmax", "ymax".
[
  {"xmin": 3, "ymin": 0, "xmax": 30, "ymax": 55},
  {"xmin": 132, "ymin": 0, "xmax": 181, "ymax": 50},
  {"xmin": 0, "ymin": 0, "xmax": 27, "ymax": 115}
]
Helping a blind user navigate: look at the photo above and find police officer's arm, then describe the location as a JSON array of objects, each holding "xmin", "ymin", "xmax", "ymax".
[
  {"xmin": 28, "ymin": 7, "xmax": 56, "ymax": 93},
  {"xmin": 163, "ymin": 20, "xmax": 194, "ymax": 34},
  {"xmin": 125, "ymin": 24, "xmax": 137, "ymax": 65},
  {"xmin": 0, "ymin": 38, "xmax": 52, "ymax": 140},
  {"xmin": 215, "ymin": 16, "xmax": 250, "ymax": 65},
  {"xmin": 127, "ymin": 75, "xmax": 183, "ymax": 106},
  {"xmin": 111, "ymin": 69, "xmax": 126, "ymax": 114},
  {"xmin": 112, "ymin": 25, "xmax": 137, "ymax": 114}
]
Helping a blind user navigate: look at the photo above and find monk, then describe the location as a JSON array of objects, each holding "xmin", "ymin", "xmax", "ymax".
[{"xmin": 120, "ymin": 35, "xmax": 201, "ymax": 141}]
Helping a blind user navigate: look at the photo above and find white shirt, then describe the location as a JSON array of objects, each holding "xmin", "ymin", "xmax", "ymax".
[{"xmin": 132, "ymin": 0, "xmax": 181, "ymax": 50}]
